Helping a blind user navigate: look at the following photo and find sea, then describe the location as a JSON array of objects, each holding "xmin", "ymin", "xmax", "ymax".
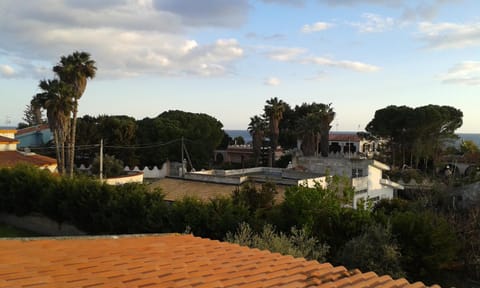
[{"xmin": 226, "ymin": 130, "xmax": 480, "ymax": 147}]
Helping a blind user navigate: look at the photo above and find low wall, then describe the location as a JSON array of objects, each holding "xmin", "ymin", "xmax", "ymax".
[
  {"xmin": 104, "ymin": 172, "xmax": 144, "ymax": 185},
  {"xmin": 78, "ymin": 162, "xmax": 169, "ymax": 179},
  {"xmin": 0, "ymin": 213, "xmax": 85, "ymax": 236},
  {"xmin": 124, "ymin": 162, "xmax": 169, "ymax": 179},
  {"xmin": 184, "ymin": 173, "xmax": 248, "ymax": 185}
]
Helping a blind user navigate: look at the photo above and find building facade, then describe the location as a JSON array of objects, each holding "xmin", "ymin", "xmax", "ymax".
[{"xmin": 0, "ymin": 128, "xmax": 57, "ymax": 172}]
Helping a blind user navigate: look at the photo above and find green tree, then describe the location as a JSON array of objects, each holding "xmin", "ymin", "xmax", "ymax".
[
  {"xmin": 366, "ymin": 105, "xmax": 462, "ymax": 170},
  {"xmin": 264, "ymin": 97, "xmax": 285, "ymax": 167},
  {"xmin": 391, "ymin": 211, "xmax": 458, "ymax": 280},
  {"xmin": 91, "ymin": 154, "xmax": 124, "ymax": 178},
  {"xmin": 318, "ymin": 103, "xmax": 335, "ymax": 157},
  {"xmin": 32, "ymin": 79, "xmax": 73, "ymax": 174},
  {"xmin": 22, "ymin": 102, "xmax": 44, "ymax": 127},
  {"xmin": 53, "ymin": 51, "xmax": 97, "ymax": 177},
  {"xmin": 297, "ymin": 112, "xmax": 321, "ymax": 156},
  {"xmin": 225, "ymin": 222, "xmax": 329, "ymax": 262},
  {"xmin": 248, "ymin": 115, "xmax": 267, "ymax": 166},
  {"xmin": 136, "ymin": 110, "xmax": 224, "ymax": 168},
  {"xmin": 337, "ymin": 224, "xmax": 405, "ymax": 279}
]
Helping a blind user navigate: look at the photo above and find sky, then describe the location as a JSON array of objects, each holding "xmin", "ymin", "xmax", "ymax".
[{"xmin": 0, "ymin": 0, "xmax": 479, "ymax": 132}]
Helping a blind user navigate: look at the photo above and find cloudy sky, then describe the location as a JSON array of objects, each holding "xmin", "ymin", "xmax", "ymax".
[{"xmin": 1, "ymin": 0, "xmax": 479, "ymax": 132}]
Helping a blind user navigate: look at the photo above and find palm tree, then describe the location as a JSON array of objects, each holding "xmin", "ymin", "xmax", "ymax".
[
  {"xmin": 53, "ymin": 51, "xmax": 97, "ymax": 176},
  {"xmin": 248, "ymin": 115, "xmax": 267, "ymax": 166},
  {"xmin": 264, "ymin": 97, "xmax": 285, "ymax": 167},
  {"xmin": 32, "ymin": 79, "xmax": 73, "ymax": 174},
  {"xmin": 297, "ymin": 113, "xmax": 321, "ymax": 156},
  {"xmin": 318, "ymin": 103, "xmax": 335, "ymax": 157}
]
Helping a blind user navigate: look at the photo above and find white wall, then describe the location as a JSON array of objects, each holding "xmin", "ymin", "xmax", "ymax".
[{"xmin": 104, "ymin": 172, "xmax": 144, "ymax": 185}]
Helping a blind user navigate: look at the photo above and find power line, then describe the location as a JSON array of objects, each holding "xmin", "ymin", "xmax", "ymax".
[{"xmin": 20, "ymin": 138, "xmax": 188, "ymax": 151}]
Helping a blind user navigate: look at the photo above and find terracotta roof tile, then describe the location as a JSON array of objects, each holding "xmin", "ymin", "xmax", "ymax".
[
  {"xmin": 0, "ymin": 234, "xmax": 438, "ymax": 288},
  {"xmin": 329, "ymin": 133, "xmax": 361, "ymax": 142},
  {"xmin": 0, "ymin": 135, "xmax": 18, "ymax": 144},
  {"xmin": 0, "ymin": 150, "xmax": 56, "ymax": 168},
  {"xmin": 15, "ymin": 124, "xmax": 50, "ymax": 136}
]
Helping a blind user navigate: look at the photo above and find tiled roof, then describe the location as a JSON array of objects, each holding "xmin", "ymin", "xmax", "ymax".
[
  {"xmin": 0, "ymin": 151, "xmax": 56, "ymax": 168},
  {"xmin": 16, "ymin": 124, "xmax": 50, "ymax": 136},
  {"xmin": 0, "ymin": 135, "xmax": 18, "ymax": 144},
  {"xmin": 329, "ymin": 133, "xmax": 361, "ymax": 142},
  {"xmin": 0, "ymin": 234, "xmax": 439, "ymax": 288}
]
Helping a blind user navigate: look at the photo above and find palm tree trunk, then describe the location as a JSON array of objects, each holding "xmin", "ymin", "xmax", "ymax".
[
  {"xmin": 53, "ymin": 130, "xmax": 62, "ymax": 174},
  {"xmin": 69, "ymin": 101, "xmax": 78, "ymax": 177}
]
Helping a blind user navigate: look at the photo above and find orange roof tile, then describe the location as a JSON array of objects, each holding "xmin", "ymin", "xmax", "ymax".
[
  {"xmin": 0, "ymin": 151, "xmax": 56, "ymax": 168},
  {"xmin": 0, "ymin": 135, "xmax": 19, "ymax": 144},
  {"xmin": 15, "ymin": 124, "xmax": 50, "ymax": 136},
  {"xmin": 0, "ymin": 234, "xmax": 438, "ymax": 288},
  {"xmin": 329, "ymin": 133, "xmax": 361, "ymax": 142}
]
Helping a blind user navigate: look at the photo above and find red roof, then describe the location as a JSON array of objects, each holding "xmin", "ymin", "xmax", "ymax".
[
  {"xmin": 0, "ymin": 151, "xmax": 56, "ymax": 168},
  {"xmin": 0, "ymin": 135, "xmax": 18, "ymax": 144},
  {"xmin": 0, "ymin": 234, "xmax": 438, "ymax": 288},
  {"xmin": 329, "ymin": 133, "xmax": 361, "ymax": 142}
]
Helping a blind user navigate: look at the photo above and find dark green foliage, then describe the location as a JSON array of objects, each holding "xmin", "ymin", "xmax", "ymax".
[
  {"xmin": 0, "ymin": 165, "xmax": 58, "ymax": 216},
  {"xmin": 366, "ymin": 105, "xmax": 463, "ymax": 170},
  {"xmin": 232, "ymin": 182, "xmax": 277, "ymax": 213},
  {"xmin": 91, "ymin": 154, "xmax": 124, "ymax": 178},
  {"xmin": 336, "ymin": 224, "xmax": 405, "ymax": 279},
  {"xmin": 225, "ymin": 222, "xmax": 329, "ymax": 262},
  {"xmin": 0, "ymin": 165, "xmax": 168, "ymax": 234},
  {"xmin": 137, "ymin": 110, "xmax": 224, "ymax": 168},
  {"xmin": 390, "ymin": 211, "xmax": 459, "ymax": 279},
  {"xmin": 169, "ymin": 196, "xmax": 250, "ymax": 239}
]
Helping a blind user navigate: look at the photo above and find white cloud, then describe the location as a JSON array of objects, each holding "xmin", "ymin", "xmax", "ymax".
[
  {"xmin": 417, "ymin": 21, "xmax": 480, "ymax": 49},
  {"xmin": 264, "ymin": 45, "xmax": 379, "ymax": 73},
  {"xmin": 266, "ymin": 47, "xmax": 307, "ymax": 61},
  {"xmin": 0, "ymin": 0, "xmax": 247, "ymax": 79},
  {"xmin": 350, "ymin": 13, "xmax": 395, "ymax": 33},
  {"xmin": 303, "ymin": 57, "xmax": 380, "ymax": 72},
  {"xmin": 264, "ymin": 77, "xmax": 281, "ymax": 86},
  {"xmin": 0, "ymin": 65, "xmax": 15, "ymax": 77},
  {"xmin": 260, "ymin": 0, "xmax": 305, "ymax": 7},
  {"xmin": 441, "ymin": 61, "xmax": 480, "ymax": 85},
  {"xmin": 301, "ymin": 22, "xmax": 332, "ymax": 33}
]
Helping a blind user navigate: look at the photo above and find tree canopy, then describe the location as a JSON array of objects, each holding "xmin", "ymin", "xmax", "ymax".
[{"xmin": 366, "ymin": 105, "xmax": 463, "ymax": 170}]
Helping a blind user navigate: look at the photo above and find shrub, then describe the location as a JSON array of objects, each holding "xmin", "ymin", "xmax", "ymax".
[
  {"xmin": 225, "ymin": 222, "xmax": 329, "ymax": 262},
  {"xmin": 336, "ymin": 224, "xmax": 405, "ymax": 279}
]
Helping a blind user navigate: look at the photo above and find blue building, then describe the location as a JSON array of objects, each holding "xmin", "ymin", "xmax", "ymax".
[{"xmin": 15, "ymin": 124, "xmax": 53, "ymax": 148}]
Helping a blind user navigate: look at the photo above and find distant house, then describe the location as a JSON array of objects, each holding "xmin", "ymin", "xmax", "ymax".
[
  {"xmin": 296, "ymin": 157, "xmax": 403, "ymax": 209},
  {"xmin": 328, "ymin": 132, "xmax": 382, "ymax": 158},
  {"xmin": 0, "ymin": 234, "xmax": 437, "ymax": 287},
  {"xmin": 215, "ymin": 144, "xmax": 283, "ymax": 166},
  {"xmin": 15, "ymin": 124, "xmax": 52, "ymax": 148},
  {"xmin": 0, "ymin": 128, "xmax": 57, "ymax": 172}
]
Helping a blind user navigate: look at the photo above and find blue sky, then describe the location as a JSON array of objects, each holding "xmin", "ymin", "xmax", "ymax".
[{"xmin": 1, "ymin": 0, "xmax": 479, "ymax": 132}]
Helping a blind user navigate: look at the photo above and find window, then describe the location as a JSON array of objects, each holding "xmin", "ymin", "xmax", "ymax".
[{"xmin": 352, "ymin": 168, "xmax": 363, "ymax": 178}]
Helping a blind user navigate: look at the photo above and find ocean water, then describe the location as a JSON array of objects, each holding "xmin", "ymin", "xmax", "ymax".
[
  {"xmin": 226, "ymin": 130, "xmax": 480, "ymax": 147},
  {"xmin": 457, "ymin": 133, "xmax": 480, "ymax": 147},
  {"xmin": 226, "ymin": 130, "xmax": 251, "ymax": 143}
]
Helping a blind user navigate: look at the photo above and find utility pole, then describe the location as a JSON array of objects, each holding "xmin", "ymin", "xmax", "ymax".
[
  {"xmin": 181, "ymin": 136, "xmax": 185, "ymax": 176},
  {"xmin": 99, "ymin": 139, "xmax": 103, "ymax": 181}
]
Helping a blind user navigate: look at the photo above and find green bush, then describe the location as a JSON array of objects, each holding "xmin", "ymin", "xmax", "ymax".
[
  {"xmin": 225, "ymin": 222, "xmax": 329, "ymax": 262},
  {"xmin": 0, "ymin": 164, "xmax": 169, "ymax": 235},
  {"xmin": 336, "ymin": 224, "xmax": 405, "ymax": 279}
]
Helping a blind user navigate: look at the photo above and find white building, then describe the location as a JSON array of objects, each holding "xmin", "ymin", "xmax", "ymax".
[
  {"xmin": 328, "ymin": 132, "xmax": 382, "ymax": 158},
  {"xmin": 296, "ymin": 156, "xmax": 403, "ymax": 209}
]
